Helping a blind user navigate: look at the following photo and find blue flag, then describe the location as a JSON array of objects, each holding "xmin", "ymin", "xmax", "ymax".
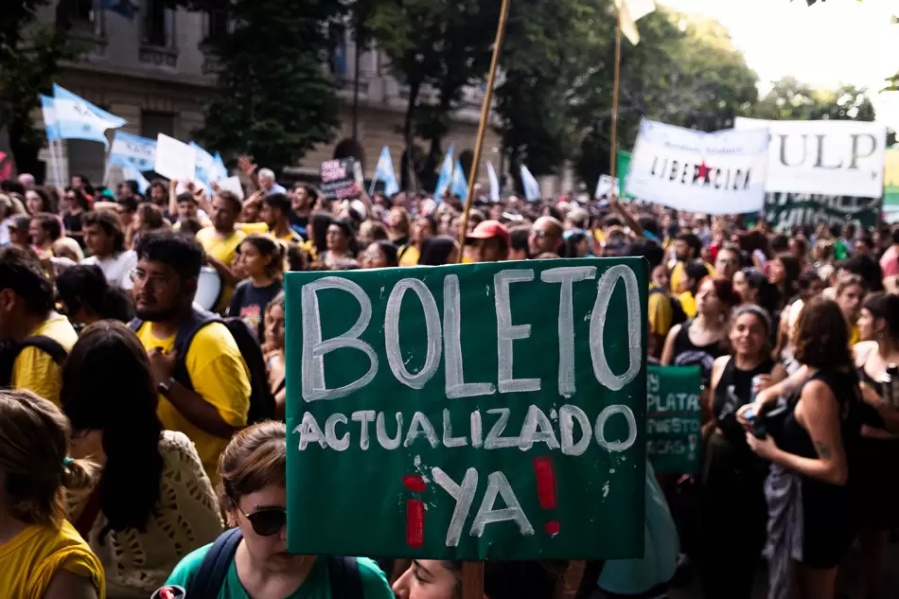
[
  {"xmin": 40, "ymin": 95, "xmax": 60, "ymax": 142},
  {"xmin": 190, "ymin": 141, "xmax": 217, "ymax": 192},
  {"xmin": 372, "ymin": 146, "xmax": 399, "ymax": 196},
  {"xmin": 108, "ymin": 131, "xmax": 156, "ymax": 172},
  {"xmin": 451, "ymin": 159, "xmax": 468, "ymax": 199},
  {"xmin": 52, "ymin": 84, "xmax": 125, "ymax": 147},
  {"xmin": 434, "ymin": 145, "xmax": 454, "ymax": 199}
]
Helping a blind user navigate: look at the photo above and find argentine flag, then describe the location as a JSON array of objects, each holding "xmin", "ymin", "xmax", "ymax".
[
  {"xmin": 372, "ymin": 146, "xmax": 400, "ymax": 196},
  {"xmin": 53, "ymin": 84, "xmax": 125, "ymax": 147},
  {"xmin": 450, "ymin": 159, "xmax": 468, "ymax": 200},
  {"xmin": 40, "ymin": 95, "xmax": 60, "ymax": 142},
  {"xmin": 122, "ymin": 166, "xmax": 150, "ymax": 194},
  {"xmin": 109, "ymin": 132, "xmax": 157, "ymax": 172},
  {"xmin": 520, "ymin": 164, "xmax": 542, "ymax": 202},
  {"xmin": 212, "ymin": 152, "xmax": 228, "ymax": 182},
  {"xmin": 191, "ymin": 141, "xmax": 218, "ymax": 192},
  {"xmin": 434, "ymin": 145, "xmax": 455, "ymax": 200}
]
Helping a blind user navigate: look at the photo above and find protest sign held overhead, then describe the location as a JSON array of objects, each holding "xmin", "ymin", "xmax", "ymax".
[
  {"xmin": 646, "ymin": 365, "xmax": 701, "ymax": 475},
  {"xmin": 320, "ymin": 158, "xmax": 357, "ymax": 200},
  {"xmin": 763, "ymin": 192, "xmax": 880, "ymax": 230},
  {"xmin": 284, "ymin": 258, "xmax": 648, "ymax": 561},
  {"xmin": 625, "ymin": 119, "xmax": 770, "ymax": 214},
  {"xmin": 154, "ymin": 134, "xmax": 196, "ymax": 182},
  {"xmin": 734, "ymin": 117, "xmax": 887, "ymax": 198}
]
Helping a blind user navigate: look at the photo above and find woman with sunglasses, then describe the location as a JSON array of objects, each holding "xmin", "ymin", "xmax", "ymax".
[{"xmin": 163, "ymin": 421, "xmax": 394, "ymax": 598}]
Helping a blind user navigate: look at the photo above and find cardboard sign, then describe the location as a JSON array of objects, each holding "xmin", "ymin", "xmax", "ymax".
[
  {"xmin": 320, "ymin": 158, "xmax": 357, "ymax": 199},
  {"xmin": 646, "ymin": 365, "xmax": 701, "ymax": 474},
  {"xmin": 154, "ymin": 134, "xmax": 196, "ymax": 182},
  {"xmin": 284, "ymin": 258, "xmax": 648, "ymax": 560}
]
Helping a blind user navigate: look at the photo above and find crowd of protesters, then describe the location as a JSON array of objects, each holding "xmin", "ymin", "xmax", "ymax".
[{"xmin": 1, "ymin": 161, "xmax": 899, "ymax": 599}]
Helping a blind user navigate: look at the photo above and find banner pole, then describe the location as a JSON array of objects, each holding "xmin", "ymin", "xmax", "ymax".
[
  {"xmin": 461, "ymin": 562, "xmax": 484, "ymax": 599},
  {"xmin": 456, "ymin": 0, "xmax": 511, "ymax": 259},
  {"xmin": 609, "ymin": 8, "xmax": 622, "ymax": 184}
]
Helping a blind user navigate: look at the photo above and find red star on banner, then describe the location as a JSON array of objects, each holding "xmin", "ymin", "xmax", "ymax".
[{"xmin": 697, "ymin": 161, "xmax": 711, "ymax": 182}]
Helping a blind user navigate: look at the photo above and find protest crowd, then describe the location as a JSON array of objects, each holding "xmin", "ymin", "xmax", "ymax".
[{"xmin": 1, "ymin": 151, "xmax": 899, "ymax": 599}]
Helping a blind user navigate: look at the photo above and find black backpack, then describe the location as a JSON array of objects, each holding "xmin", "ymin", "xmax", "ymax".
[
  {"xmin": 0, "ymin": 336, "xmax": 69, "ymax": 387},
  {"xmin": 129, "ymin": 308, "xmax": 275, "ymax": 425},
  {"xmin": 186, "ymin": 528, "xmax": 362, "ymax": 599},
  {"xmin": 649, "ymin": 287, "xmax": 687, "ymax": 327}
]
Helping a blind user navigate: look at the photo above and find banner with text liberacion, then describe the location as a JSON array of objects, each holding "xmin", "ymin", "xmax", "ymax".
[
  {"xmin": 734, "ymin": 117, "xmax": 887, "ymax": 199},
  {"xmin": 625, "ymin": 119, "xmax": 770, "ymax": 215},
  {"xmin": 284, "ymin": 258, "xmax": 648, "ymax": 560}
]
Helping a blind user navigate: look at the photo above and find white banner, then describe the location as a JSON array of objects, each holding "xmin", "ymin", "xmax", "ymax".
[
  {"xmin": 154, "ymin": 134, "xmax": 196, "ymax": 182},
  {"xmin": 734, "ymin": 117, "xmax": 887, "ymax": 198},
  {"xmin": 625, "ymin": 119, "xmax": 770, "ymax": 214}
]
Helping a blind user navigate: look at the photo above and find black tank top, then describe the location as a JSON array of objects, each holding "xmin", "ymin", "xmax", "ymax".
[
  {"xmin": 713, "ymin": 357, "xmax": 775, "ymax": 446},
  {"xmin": 672, "ymin": 318, "xmax": 725, "ymax": 385}
]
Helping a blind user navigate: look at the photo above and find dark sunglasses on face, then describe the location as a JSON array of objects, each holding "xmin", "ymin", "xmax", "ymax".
[{"xmin": 236, "ymin": 505, "xmax": 287, "ymax": 536}]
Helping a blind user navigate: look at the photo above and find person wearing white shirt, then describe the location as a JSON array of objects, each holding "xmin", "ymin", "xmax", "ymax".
[{"xmin": 80, "ymin": 211, "xmax": 137, "ymax": 290}]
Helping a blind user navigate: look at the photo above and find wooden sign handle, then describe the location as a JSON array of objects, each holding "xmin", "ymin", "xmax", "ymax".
[{"xmin": 461, "ymin": 561, "xmax": 485, "ymax": 599}]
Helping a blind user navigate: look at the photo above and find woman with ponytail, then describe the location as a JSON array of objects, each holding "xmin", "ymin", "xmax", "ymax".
[
  {"xmin": 228, "ymin": 234, "xmax": 285, "ymax": 340},
  {"xmin": 56, "ymin": 264, "xmax": 135, "ymax": 329},
  {"xmin": 0, "ymin": 388, "xmax": 104, "ymax": 599},
  {"xmin": 62, "ymin": 321, "xmax": 222, "ymax": 598}
]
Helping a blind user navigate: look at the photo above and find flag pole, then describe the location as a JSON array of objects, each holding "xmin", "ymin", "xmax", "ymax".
[
  {"xmin": 456, "ymin": 0, "xmax": 511, "ymax": 260},
  {"xmin": 609, "ymin": 7, "xmax": 622, "ymax": 184}
]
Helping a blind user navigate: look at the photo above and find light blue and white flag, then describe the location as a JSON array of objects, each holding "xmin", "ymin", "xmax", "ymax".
[
  {"xmin": 108, "ymin": 131, "xmax": 156, "ymax": 172},
  {"xmin": 191, "ymin": 141, "xmax": 218, "ymax": 191},
  {"xmin": 122, "ymin": 165, "xmax": 150, "ymax": 194},
  {"xmin": 52, "ymin": 84, "xmax": 125, "ymax": 146},
  {"xmin": 40, "ymin": 95, "xmax": 60, "ymax": 142},
  {"xmin": 487, "ymin": 161, "xmax": 500, "ymax": 202},
  {"xmin": 451, "ymin": 159, "xmax": 468, "ymax": 199},
  {"xmin": 434, "ymin": 144, "xmax": 455, "ymax": 199},
  {"xmin": 371, "ymin": 146, "xmax": 400, "ymax": 196},
  {"xmin": 212, "ymin": 152, "xmax": 228, "ymax": 182},
  {"xmin": 520, "ymin": 164, "xmax": 541, "ymax": 201}
]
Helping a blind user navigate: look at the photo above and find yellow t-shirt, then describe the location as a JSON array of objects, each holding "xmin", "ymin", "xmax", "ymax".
[
  {"xmin": 196, "ymin": 227, "xmax": 246, "ymax": 311},
  {"xmin": 134, "ymin": 321, "xmax": 251, "ymax": 484},
  {"xmin": 399, "ymin": 244, "xmax": 420, "ymax": 267},
  {"xmin": 237, "ymin": 222, "xmax": 269, "ymax": 235},
  {"xmin": 11, "ymin": 314, "xmax": 78, "ymax": 406},
  {"xmin": 648, "ymin": 285, "xmax": 673, "ymax": 337},
  {"xmin": 678, "ymin": 291, "xmax": 698, "ymax": 318},
  {"xmin": 0, "ymin": 520, "xmax": 106, "ymax": 599},
  {"xmin": 670, "ymin": 260, "xmax": 716, "ymax": 294},
  {"xmin": 849, "ymin": 325, "xmax": 860, "ymax": 346}
]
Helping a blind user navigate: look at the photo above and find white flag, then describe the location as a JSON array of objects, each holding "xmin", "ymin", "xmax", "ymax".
[
  {"xmin": 615, "ymin": 0, "xmax": 655, "ymax": 45},
  {"xmin": 487, "ymin": 161, "xmax": 500, "ymax": 202},
  {"xmin": 520, "ymin": 164, "xmax": 541, "ymax": 202}
]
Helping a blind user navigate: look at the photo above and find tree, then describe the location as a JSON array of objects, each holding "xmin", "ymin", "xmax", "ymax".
[
  {"xmin": 748, "ymin": 77, "xmax": 876, "ymax": 121},
  {"xmin": 190, "ymin": 0, "xmax": 344, "ymax": 174},
  {"xmin": 0, "ymin": 0, "xmax": 80, "ymax": 178},
  {"xmin": 369, "ymin": 0, "xmax": 499, "ymax": 190}
]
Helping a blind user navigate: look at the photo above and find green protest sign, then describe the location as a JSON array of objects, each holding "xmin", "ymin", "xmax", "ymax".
[
  {"xmin": 284, "ymin": 258, "xmax": 647, "ymax": 561},
  {"xmin": 646, "ymin": 365, "xmax": 701, "ymax": 474}
]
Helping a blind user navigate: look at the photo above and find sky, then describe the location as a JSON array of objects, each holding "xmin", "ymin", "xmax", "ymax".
[{"xmin": 659, "ymin": 0, "xmax": 899, "ymax": 126}]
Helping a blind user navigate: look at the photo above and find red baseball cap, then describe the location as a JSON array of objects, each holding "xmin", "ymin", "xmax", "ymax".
[{"xmin": 467, "ymin": 219, "xmax": 510, "ymax": 245}]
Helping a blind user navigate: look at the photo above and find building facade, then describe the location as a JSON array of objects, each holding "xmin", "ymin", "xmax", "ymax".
[{"xmin": 32, "ymin": 0, "xmax": 504, "ymax": 190}]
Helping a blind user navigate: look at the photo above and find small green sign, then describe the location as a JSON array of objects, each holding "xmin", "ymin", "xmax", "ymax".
[
  {"xmin": 284, "ymin": 258, "xmax": 647, "ymax": 560},
  {"xmin": 646, "ymin": 365, "xmax": 702, "ymax": 474}
]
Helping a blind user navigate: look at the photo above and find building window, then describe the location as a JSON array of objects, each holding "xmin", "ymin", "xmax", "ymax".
[
  {"xmin": 206, "ymin": 8, "xmax": 229, "ymax": 42},
  {"xmin": 143, "ymin": 0, "xmax": 169, "ymax": 47},
  {"xmin": 140, "ymin": 111, "xmax": 175, "ymax": 140}
]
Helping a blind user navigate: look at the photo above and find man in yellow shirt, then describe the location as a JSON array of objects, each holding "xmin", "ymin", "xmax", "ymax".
[
  {"xmin": 261, "ymin": 193, "xmax": 302, "ymax": 245},
  {"xmin": 130, "ymin": 231, "xmax": 251, "ymax": 483},
  {"xmin": 0, "ymin": 248, "xmax": 78, "ymax": 405},
  {"xmin": 670, "ymin": 232, "xmax": 714, "ymax": 294},
  {"xmin": 196, "ymin": 190, "xmax": 245, "ymax": 312}
]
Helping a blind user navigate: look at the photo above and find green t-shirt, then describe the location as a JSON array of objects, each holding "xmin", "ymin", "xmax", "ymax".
[{"xmin": 165, "ymin": 542, "xmax": 393, "ymax": 599}]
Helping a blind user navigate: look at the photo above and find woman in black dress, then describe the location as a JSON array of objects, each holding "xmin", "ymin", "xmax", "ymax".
[
  {"xmin": 741, "ymin": 297, "xmax": 862, "ymax": 599},
  {"xmin": 700, "ymin": 305, "xmax": 787, "ymax": 599}
]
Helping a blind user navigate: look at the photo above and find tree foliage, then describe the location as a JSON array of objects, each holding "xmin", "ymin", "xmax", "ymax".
[
  {"xmin": 748, "ymin": 77, "xmax": 876, "ymax": 121},
  {"xmin": 190, "ymin": 0, "xmax": 344, "ymax": 174},
  {"xmin": 0, "ymin": 0, "xmax": 80, "ymax": 177}
]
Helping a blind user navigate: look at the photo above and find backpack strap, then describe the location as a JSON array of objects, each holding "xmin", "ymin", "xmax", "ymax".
[
  {"xmin": 19, "ymin": 335, "xmax": 68, "ymax": 364},
  {"xmin": 190, "ymin": 527, "xmax": 243, "ymax": 599},
  {"xmin": 171, "ymin": 308, "xmax": 221, "ymax": 392},
  {"xmin": 128, "ymin": 317, "xmax": 144, "ymax": 333},
  {"xmin": 327, "ymin": 556, "xmax": 363, "ymax": 599}
]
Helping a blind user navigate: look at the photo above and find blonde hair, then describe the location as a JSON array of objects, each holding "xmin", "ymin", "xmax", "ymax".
[{"xmin": 0, "ymin": 390, "xmax": 96, "ymax": 525}]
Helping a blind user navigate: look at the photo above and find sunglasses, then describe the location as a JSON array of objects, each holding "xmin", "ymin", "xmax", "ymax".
[{"xmin": 236, "ymin": 505, "xmax": 287, "ymax": 536}]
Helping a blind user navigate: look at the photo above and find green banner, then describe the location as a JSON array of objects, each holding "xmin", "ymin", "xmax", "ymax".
[
  {"xmin": 646, "ymin": 365, "xmax": 701, "ymax": 475},
  {"xmin": 285, "ymin": 258, "xmax": 648, "ymax": 560},
  {"xmin": 763, "ymin": 191, "xmax": 879, "ymax": 230},
  {"xmin": 618, "ymin": 149, "xmax": 634, "ymax": 201},
  {"xmin": 885, "ymin": 147, "xmax": 899, "ymax": 214}
]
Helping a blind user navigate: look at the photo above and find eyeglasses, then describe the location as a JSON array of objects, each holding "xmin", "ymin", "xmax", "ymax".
[
  {"xmin": 130, "ymin": 269, "xmax": 172, "ymax": 287},
  {"xmin": 235, "ymin": 505, "xmax": 287, "ymax": 536}
]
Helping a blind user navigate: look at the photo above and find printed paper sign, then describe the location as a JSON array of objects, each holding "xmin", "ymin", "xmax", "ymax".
[
  {"xmin": 320, "ymin": 158, "xmax": 357, "ymax": 199},
  {"xmin": 646, "ymin": 365, "xmax": 702, "ymax": 474},
  {"xmin": 626, "ymin": 119, "xmax": 770, "ymax": 214},
  {"xmin": 154, "ymin": 134, "xmax": 196, "ymax": 182},
  {"xmin": 595, "ymin": 175, "xmax": 620, "ymax": 199},
  {"xmin": 285, "ymin": 258, "xmax": 648, "ymax": 560},
  {"xmin": 734, "ymin": 117, "xmax": 887, "ymax": 198}
]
